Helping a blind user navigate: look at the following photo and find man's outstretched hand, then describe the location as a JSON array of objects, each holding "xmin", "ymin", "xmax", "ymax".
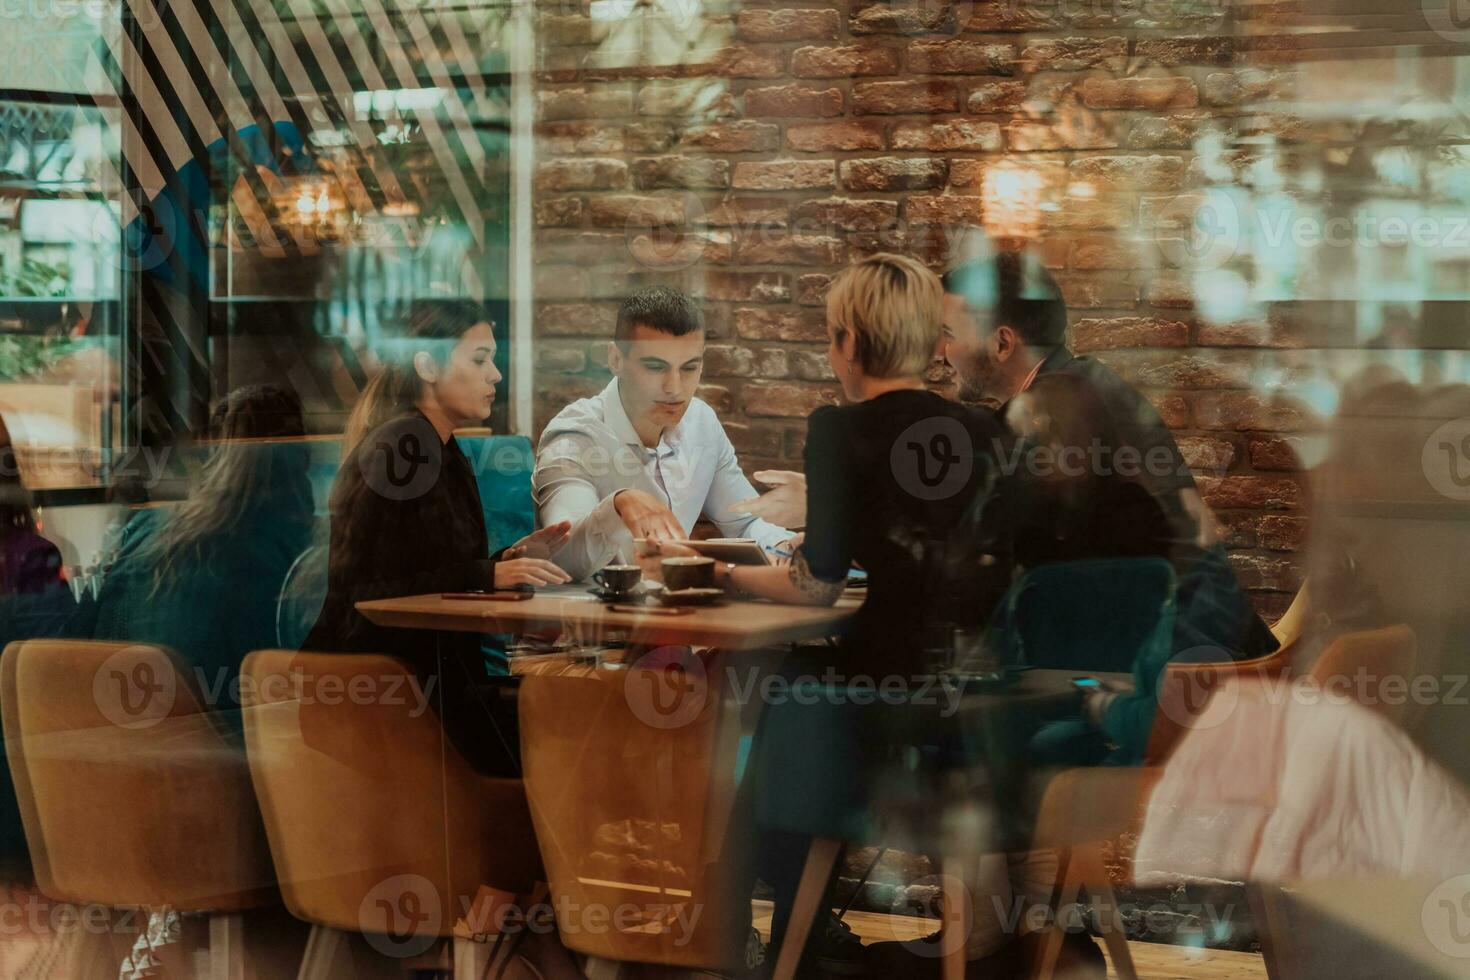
[
  {"xmin": 614, "ymin": 488, "xmax": 685, "ymax": 542},
  {"xmin": 733, "ymin": 470, "xmax": 807, "ymax": 529}
]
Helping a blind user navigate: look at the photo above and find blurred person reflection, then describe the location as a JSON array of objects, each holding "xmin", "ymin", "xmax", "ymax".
[
  {"xmin": 86, "ymin": 385, "xmax": 314, "ymax": 732},
  {"xmin": 940, "ymin": 251, "xmax": 1278, "ymax": 766},
  {"xmin": 303, "ymin": 300, "xmax": 570, "ymax": 776}
]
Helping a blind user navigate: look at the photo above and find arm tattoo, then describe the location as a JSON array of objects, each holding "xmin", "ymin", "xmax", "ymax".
[{"xmin": 789, "ymin": 549, "xmax": 845, "ymax": 605}]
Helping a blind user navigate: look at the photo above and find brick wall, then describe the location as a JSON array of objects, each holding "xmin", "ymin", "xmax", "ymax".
[{"xmin": 530, "ymin": 0, "xmax": 1317, "ymax": 615}]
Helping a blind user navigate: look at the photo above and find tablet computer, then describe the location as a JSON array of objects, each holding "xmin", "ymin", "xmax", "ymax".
[{"xmin": 677, "ymin": 538, "xmax": 773, "ymax": 566}]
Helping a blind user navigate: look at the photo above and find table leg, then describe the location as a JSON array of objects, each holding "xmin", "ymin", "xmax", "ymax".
[
  {"xmin": 770, "ymin": 837, "xmax": 842, "ymax": 980},
  {"xmin": 940, "ymin": 858, "xmax": 971, "ymax": 980}
]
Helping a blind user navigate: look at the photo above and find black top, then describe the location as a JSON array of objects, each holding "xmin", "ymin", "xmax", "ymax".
[
  {"xmin": 800, "ymin": 389, "xmax": 1013, "ymax": 673},
  {"xmin": 304, "ymin": 411, "xmax": 507, "ymax": 664},
  {"xmin": 1011, "ymin": 348, "xmax": 1277, "ymax": 660}
]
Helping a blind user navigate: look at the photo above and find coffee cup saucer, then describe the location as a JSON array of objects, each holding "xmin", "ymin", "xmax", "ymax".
[{"xmin": 587, "ymin": 581, "xmax": 661, "ymax": 603}]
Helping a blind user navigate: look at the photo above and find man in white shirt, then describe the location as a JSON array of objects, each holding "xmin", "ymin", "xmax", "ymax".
[{"xmin": 534, "ymin": 286, "xmax": 795, "ymax": 581}]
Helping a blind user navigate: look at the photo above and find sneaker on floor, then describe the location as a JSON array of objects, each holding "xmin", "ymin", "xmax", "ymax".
[{"xmin": 801, "ymin": 912, "xmax": 868, "ymax": 977}]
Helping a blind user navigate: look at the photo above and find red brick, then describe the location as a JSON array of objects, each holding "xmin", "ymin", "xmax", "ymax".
[
  {"xmin": 796, "ymin": 274, "xmax": 834, "ymax": 306},
  {"xmin": 1005, "ymin": 120, "xmax": 1119, "ymax": 151},
  {"xmin": 907, "ymin": 40, "xmax": 1015, "ymax": 75},
  {"xmin": 631, "ymin": 156, "xmax": 730, "ymax": 190},
  {"xmin": 737, "ymin": 233, "xmax": 847, "ymax": 266},
  {"xmin": 1227, "ymin": 553, "xmax": 1304, "ymax": 592},
  {"xmin": 1080, "ymin": 76, "xmax": 1199, "ymax": 110},
  {"xmin": 536, "ymin": 344, "xmax": 587, "ymax": 374},
  {"xmin": 534, "ymin": 158, "xmax": 627, "ymax": 192},
  {"xmin": 538, "ymin": 85, "xmax": 634, "ymax": 121},
  {"xmin": 1255, "ymin": 515, "xmax": 1306, "ymax": 551},
  {"xmin": 1249, "ymin": 436, "xmax": 1309, "ymax": 471},
  {"xmin": 1069, "ymin": 154, "xmax": 1187, "ymax": 192},
  {"xmin": 786, "ymin": 121, "xmax": 887, "ymax": 152},
  {"xmin": 588, "ymin": 195, "xmax": 685, "ymax": 228},
  {"xmin": 891, "ymin": 119, "xmax": 1003, "ymax": 151},
  {"xmin": 1071, "ymin": 316, "xmax": 1188, "ymax": 351},
  {"xmin": 790, "ymin": 350, "xmax": 836, "ymax": 381},
  {"xmin": 704, "ymin": 345, "xmax": 790, "ymax": 380},
  {"xmin": 792, "ymin": 44, "xmax": 901, "ymax": 78},
  {"xmin": 743, "ymin": 383, "xmax": 841, "ymax": 418},
  {"xmin": 627, "ymin": 229, "xmax": 735, "ymax": 268},
  {"xmin": 537, "ymin": 303, "xmax": 615, "ymax": 337},
  {"xmin": 962, "ymin": 1, "xmax": 1061, "ymax": 31},
  {"xmin": 966, "ymin": 81, "xmax": 1028, "ymax": 113},
  {"xmin": 905, "ymin": 195, "xmax": 984, "ymax": 225},
  {"xmin": 538, "ymin": 231, "xmax": 627, "ymax": 264},
  {"xmin": 1020, "ymin": 37, "xmax": 1127, "ymax": 72},
  {"xmin": 737, "ymin": 8, "xmax": 839, "ymax": 41},
  {"xmin": 1199, "ymin": 475, "xmax": 1304, "ymax": 511},
  {"xmin": 534, "ymin": 265, "xmax": 590, "ymax": 300},
  {"xmin": 724, "ymin": 422, "xmax": 785, "ymax": 457},
  {"xmin": 538, "ymin": 13, "xmax": 597, "ymax": 46},
  {"xmin": 709, "ymin": 46, "xmax": 786, "ymax": 79},
  {"xmin": 638, "ymin": 80, "xmax": 736, "ymax": 117},
  {"xmin": 1135, "ymin": 36, "xmax": 1235, "ymax": 67},
  {"xmin": 537, "ymin": 122, "xmax": 626, "ymax": 154},
  {"xmin": 698, "ymin": 384, "xmax": 736, "ymax": 416},
  {"xmin": 1056, "ymin": 275, "xmax": 1138, "ymax": 309},
  {"xmin": 1046, "ymin": 196, "xmax": 1136, "ymax": 231},
  {"xmin": 702, "ymin": 196, "xmax": 789, "ymax": 228},
  {"xmin": 1126, "ymin": 115, "xmax": 1206, "ymax": 149},
  {"xmin": 734, "ymin": 308, "xmax": 827, "ymax": 342},
  {"xmin": 623, "ymin": 122, "xmax": 676, "ymax": 152},
  {"xmin": 1143, "ymin": 275, "xmax": 1195, "ymax": 309},
  {"xmin": 677, "ymin": 121, "xmax": 781, "ymax": 153},
  {"xmin": 1204, "ymin": 69, "xmax": 1290, "ymax": 106},
  {"xmin": 850, "ymin": 2, "xmax": 950, "ymax": 34},
  {"xmin": 689, "ymin": 272, "xmax": 789, "ymax": 304},
  {"xmin": 1194, "ymin": 392, "xmax": 1312, "ymax": 432},
  {"xmin": 534, "ymin": 376, "xmax": 606, "ymax": 433},
  {"xmin": 853, "ymin": 80, "xmax": 958, "ymax": 115},
  {"xmin": 1148, "ymin": 392, "xmax": 1192, "ymax": 428},
  {"xmin": 535, "ymin": 197, "xmax": 584, "ymax": 227},
  {"xmin": 1093, "ymin": 350, "xmax": 1248, "ymax": 389},
  {"xmin": 1071, "ymin": 236, "xmax": 1140, "ymax": 271},
  {"xmin": 744, "ymin": 84, "xmax": 845, "ymax": 118},
  {"xmin": 841, "ymin": 157, "xmax": 947, "ymax": 191},
  {"xmin": 1196, "ymin": 320, "xmax": 1306, "ymax": 349},
  {"xmin": 792, "ymin": 197, "xmax": 900, "ymax": 232},
  {"xmin": 733, "ymin": 160, "xmax": 836, "ymax": 191},
  {"xmin": 1176, "ymin": 435, "xmax": 1236, "ymax": 474}
]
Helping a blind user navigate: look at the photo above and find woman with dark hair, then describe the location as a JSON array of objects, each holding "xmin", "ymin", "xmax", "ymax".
[
  {"xmin": 89, "ymin": 384, "xmax": 316, "ymax": 730},
  {"xmin": 0, "ymin": 416, "xmax": 67, "ymax": 602},
  {"xmin": 304, "ymin": 300, "xmax": 570, "ymax": 774}
]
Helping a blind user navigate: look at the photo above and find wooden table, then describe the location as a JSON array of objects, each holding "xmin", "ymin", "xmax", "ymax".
[{"xmin": 356, "ymin": 584, "xmax": 862, "ymax": 650}]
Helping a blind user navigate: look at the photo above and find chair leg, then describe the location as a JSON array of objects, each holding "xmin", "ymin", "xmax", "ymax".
[
  {"xmin": 454, "ymin": 936, "xmax": 493, "ymax": 980},
  {"xmin": 1247, "ymin": 882, "xmax": 1286, "ymax": 980},
  {"xmin": 940, "ymin": 858, "xmax": 972, "ymax": 980},
  {"xmin": 296, "ymin": 925, "xmax": 351, "ymax": 980},
  {"xmin": 209, "ymin": 912, "xmax": 245, "ymax": 980},
  {"xmin": 1090, "ymin": 878, "xmax": 1136, "ymax": 980},
  {"xmin": 584, "ymin": 954, "xmax": 625, "ymax": 980},
  {"xmin": 1033, "ymin": 848, "xmax": 1080, "ymax": 980},
  {"xmin": 770, "ymin": 837, "xmax": 842, "ymax": 980}
]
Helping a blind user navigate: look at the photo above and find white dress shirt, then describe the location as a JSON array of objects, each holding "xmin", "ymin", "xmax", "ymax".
[{"xmin": 534, "ymin": 378, "xmax": 792, "ymax": 581}]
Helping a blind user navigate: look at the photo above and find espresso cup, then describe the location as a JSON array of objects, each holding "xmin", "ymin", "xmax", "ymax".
[
  {"xmin": 662, "ymin": 556, "xmax": 715, "ymax": 592},
  {"xmin": 594, "ymin": 564, "xmax": 642, "ymax": 595}
]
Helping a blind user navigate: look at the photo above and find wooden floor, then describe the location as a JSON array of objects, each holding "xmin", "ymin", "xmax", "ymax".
[{"xmin": 752, "ymin": 901, "xmax": 1269, "ymax": 980}]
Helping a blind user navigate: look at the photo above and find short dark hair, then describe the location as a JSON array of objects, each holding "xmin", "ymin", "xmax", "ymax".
[
  {"xmin": 615, "ymin": 286, "xmax": 704, "ymax": 344},
  {"xmin": 941, "ymin": 251, "xmax": 1068, "ymax": 349}
]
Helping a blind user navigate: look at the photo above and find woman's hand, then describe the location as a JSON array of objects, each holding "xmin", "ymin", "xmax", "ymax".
[
  {"xmin": 506, "ymin": 520, "xmax": 572, "ymax": 560},
  {"xmin": 733, "ymin": 470, "xmax": 807, "ymax": 529},
  {"xmin": 494, "ymin": 558, "xmax": 571, "ymax": 589}
]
